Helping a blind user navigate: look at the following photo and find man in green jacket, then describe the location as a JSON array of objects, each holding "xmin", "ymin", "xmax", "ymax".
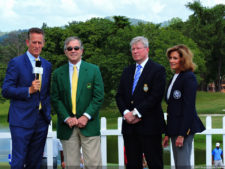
[{"xmin": 51, "ymin": 36, "xmax": 104, "ymax": 168}]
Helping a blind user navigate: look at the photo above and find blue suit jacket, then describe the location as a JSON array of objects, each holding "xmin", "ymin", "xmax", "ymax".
[
  {"xmin": 165, "ymin": 71, "xmax": 205, "ymax": 137},
  {"xmin": 116, "ymin": 59, "xmax": 166, "ymax": 135},
  {"xmin": 2, "ymin": 53, "xmax": 52, "ymax": 128}
]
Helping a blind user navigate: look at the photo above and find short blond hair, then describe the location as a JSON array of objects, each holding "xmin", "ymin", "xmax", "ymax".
[{"xmin": 166, "ymin": 44, "xmax": 196, "ymax": 72}]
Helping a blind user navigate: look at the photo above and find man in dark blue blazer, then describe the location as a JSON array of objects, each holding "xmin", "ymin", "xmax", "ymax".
[
  {"xmin": 116, "ymin": 36, "xmax": 166, "ymax": 169},
  {"xmin": 2, "ymin": 28, "xmax": 52, "ymax": 169}
]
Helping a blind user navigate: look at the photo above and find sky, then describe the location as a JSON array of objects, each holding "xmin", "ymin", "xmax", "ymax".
[{"xmin": 0, "ymin": 0, "xmax": 224, "ymax": 32}]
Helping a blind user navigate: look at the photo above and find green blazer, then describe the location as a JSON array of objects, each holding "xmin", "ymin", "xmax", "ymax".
[{"xmin": 51, "ymin": 61, "xmax": 104, "ymax": 139}]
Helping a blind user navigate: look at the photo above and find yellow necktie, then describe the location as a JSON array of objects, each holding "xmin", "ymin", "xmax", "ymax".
[
  {"xmin": 72, "ymin": 65, "xmax": 78, "ymax": 115},
  {"xmin": 35, "ymin": 59, "xmax": 42, "ymax": 110}
]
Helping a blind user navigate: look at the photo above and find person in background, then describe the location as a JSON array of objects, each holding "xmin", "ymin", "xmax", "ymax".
[
  {"xmin": 116, "ymin": 36, "xmax": 166, "ymax": 169},
  {"xmin": 212, "ymin": 142, "xmax": 224, "ymax": 169},
  {"xmin": 142, "ymin": 154, "xmax": 148, "ymax": 169},
  {"xmin": 2, "ymin": 27, "xmax": 52, "ymax": 169},
  {"xmin": 80, "ymin": 148, "xmax": 84, "ymax": 169},
  {"xmin": 162, "ymin": 44, "xmax": 205, "ymax": 169},
  {"xmin": 41, "ymin": 138, "xmax": 65, "ymax": 169},
  {"xmin": 51, "ymin": 36, "xmax": 104, "ymax": 168}
]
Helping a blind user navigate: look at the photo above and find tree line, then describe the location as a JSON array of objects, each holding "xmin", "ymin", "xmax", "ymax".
[{"xmin": 0, "ymin": 1, "xmax": 224, "ymax": 104}]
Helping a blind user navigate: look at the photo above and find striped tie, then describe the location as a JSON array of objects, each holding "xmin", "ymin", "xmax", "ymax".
[{"xmin": 132, "ymin": 64, "xmax": 142, "ymax": 94}]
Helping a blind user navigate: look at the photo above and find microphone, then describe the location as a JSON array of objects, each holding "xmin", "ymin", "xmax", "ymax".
[{"xmin": 33, "ymin": 60, "xmax": 43, "ymax": 80}]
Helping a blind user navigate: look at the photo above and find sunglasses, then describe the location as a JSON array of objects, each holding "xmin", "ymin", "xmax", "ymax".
[{"xmin": 66, "ymin": 46, "xmax": 80, "ymax": 51}]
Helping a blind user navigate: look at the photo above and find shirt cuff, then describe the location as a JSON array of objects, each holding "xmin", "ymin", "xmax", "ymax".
[
  {"xmin": 133, "ymin": 108, "xmax": 142, "ymax": 118},
  {"xmin": 123, "ymin": 109, "xmax": 130, "ymax": 116},
  {"xmin": 28, "ymin": 88, "xmax": 30, "ymax": 97},
  {"xmin": 83, "ymin": 113, "xmax": 91, "ymax": 120},
  {"xmin": 123, "ymin": 109, "xmax": 130, "ymax": 120},
  {"xmin": 64, "ymin": 117, "xmax": 69, "ymax": 123}
]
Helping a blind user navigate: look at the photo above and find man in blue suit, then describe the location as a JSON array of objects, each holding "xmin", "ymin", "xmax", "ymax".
[{"xmin": 2, "ymin": 28, "xmax": 52, "ymax": 169}]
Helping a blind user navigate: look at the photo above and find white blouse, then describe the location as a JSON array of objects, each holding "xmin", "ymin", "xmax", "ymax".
[{"xmin": 167, "ymin": 73, "xmax": 179, "ymax": 100}]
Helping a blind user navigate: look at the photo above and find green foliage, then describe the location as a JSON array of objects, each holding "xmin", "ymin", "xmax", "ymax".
[
  {"xmin": 65, "ymin": 17, "xmax": 134, "ymax": 100},
  {"xmin": 0, "ymin": 31, "xmax": 27, "ymax": 63},
  {"xmin": 0, "ymin": 2, "xmax": 224, "ymax": 101},
  {"xmin": 184, "ymin": 1, "xmax": 225, "ymax": 90},
  {"xmin": 132, "ymin": 23, "xmax": 206, "ymax": 82}
]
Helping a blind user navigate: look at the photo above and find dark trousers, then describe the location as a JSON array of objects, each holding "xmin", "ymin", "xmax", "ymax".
[
  {"xmin": 123, "ymin": 133, "xmax": 163, "ymax": 169},
  {"xmin": 41, "ymin": 157, "xmax": 57, "ymax": 169},
  {"xmin": 10, "ymin": 113, "xmax": 48, "ymax": 169}
]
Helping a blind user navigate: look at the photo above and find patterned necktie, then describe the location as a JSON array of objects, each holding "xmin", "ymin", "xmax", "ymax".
[
  {"xmin": 132, "ymin": 64, "xmax": 142, "ymax": 94},
  {"xmin": 35, "ymin": 59, "xmax": 42, "ymax": 110},
  {"xmin": 72, "ymin": 65, "xmax": 78, "ymax": 115}
]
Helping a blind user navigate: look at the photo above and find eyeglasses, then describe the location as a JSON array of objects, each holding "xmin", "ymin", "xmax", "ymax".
[{"xmin": 66, "ymin": 46, "xmax": 80, "ymax": 51}]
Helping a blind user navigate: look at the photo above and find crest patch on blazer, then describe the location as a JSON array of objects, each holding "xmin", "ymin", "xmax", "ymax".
[
  {"xmin": 87, "ymin": 83, "xmax": 92, "ymax": 89},
  {"xmin": 143, "ymin": 84, "xmax": 149, "ymax": 92},
  {"xmin": 173, "ymin": 90, "xmax": 181, "ymax": 99}
]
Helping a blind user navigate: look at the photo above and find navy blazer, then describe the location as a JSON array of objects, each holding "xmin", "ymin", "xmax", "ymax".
[
  {"xmin": 165, "ymin": 71, "xmax": 205, "ymax": 137},
  {"xmin": 2, "ymin": 53, "xmax": 52, "ymax": 128},
  {"xmin": 116, "ymin": 59, "xmax": 166, "ymax": 135}
]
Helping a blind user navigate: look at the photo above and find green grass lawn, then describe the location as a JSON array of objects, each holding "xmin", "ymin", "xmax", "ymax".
[
  {"xmin": 0, "ymin": 163, "xmax": 10, "ymax": 169},
  {"xmin": 0, "ymin": 91, "xmax": 225, "ymax": 165},
  {"xmin": 0, "ymin": 100, "xmax": 10, "ymax": 128},
  {"xmin": 196, "ymin": 91, "xmax": 225, "ymax": 114}
]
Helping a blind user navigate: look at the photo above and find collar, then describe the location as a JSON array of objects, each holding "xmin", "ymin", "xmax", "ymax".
[
  {"xmin": 26, "ymin": 51, "xmax": 40, "ymax": 68},
  {"xmin": 69, "ymin": 60, "xmax": 82, "ymax": 70},
  {"xmin": 136, "ymin": 57, "xmax": 149, "ymax": 68},
  {"xmin": 26, "ymin": 51, "xmax": 40, "ymax": 61}
]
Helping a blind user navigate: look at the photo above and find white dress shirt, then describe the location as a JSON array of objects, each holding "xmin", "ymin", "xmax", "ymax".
[
  {"xmin": 167, "ymin": 73, "xmax": 179, "ymax": 100},
  {"xmin": 68, "ymin": 60, "xmax": 91, "ymax": 120},
  {"xmin": 123, "ymin": 57, "xmax": 149, "ymax": 118}
]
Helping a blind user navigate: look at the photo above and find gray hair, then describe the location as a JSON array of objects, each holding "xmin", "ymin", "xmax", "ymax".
[
  {"xmin": 130, "ymin": 36, "xmax": 149, "ymax": 49},
  {"xmin": 64, "ymin": 36, "xmax": 84, "ymax": 51}
]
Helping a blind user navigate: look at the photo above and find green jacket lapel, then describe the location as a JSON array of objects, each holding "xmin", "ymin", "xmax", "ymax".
[
  {"xmin": 77, "ymin": 61, "xmax": 88, "ymax": 102},
  {"xmin": 60, "ymin": 63, "xmax": 72, "ymax": 111}
]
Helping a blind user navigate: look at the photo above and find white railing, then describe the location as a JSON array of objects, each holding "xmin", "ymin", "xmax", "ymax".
[
  {"xmin": 100, "ymin": 115, "xmax": 225, "ymax": 167},
  {"xmin": 0, "ymin": 123, "xmax": 56, "ymax": 168},
  {"xmin": 0, "ymin": 115, "xmax": 225, "ymax": 168}
]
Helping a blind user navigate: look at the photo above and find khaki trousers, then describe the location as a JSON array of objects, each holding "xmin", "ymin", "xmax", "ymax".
[{"xmin": 61, "ymin": 127, "xmax": 102, "ymax": 169}]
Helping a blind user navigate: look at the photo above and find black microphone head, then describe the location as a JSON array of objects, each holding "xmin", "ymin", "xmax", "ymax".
[{"xmin": 35, "ymin": 60, "xmax": 42, "ymax": 67}]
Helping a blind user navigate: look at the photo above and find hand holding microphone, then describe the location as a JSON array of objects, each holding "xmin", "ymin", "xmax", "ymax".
[
  {"xmin": 29, "ymin": 80, "xmax": 41, "ymax": 94},
  {"xmin": 29, "ymin": 60, "xmax": 43, "ymax": 94}
]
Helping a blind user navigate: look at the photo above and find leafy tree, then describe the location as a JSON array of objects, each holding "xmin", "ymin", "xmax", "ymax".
[
  {"xmin": 113, "ymin": 16, "xmax": 131, "ymax": 29},
  {"xmin": 42, "ymin": 26, "xmax": 68, "ymax": 70},
  {"xmin": 2, "ymin": 31, "xmax": 27, "ymax": 62},
  {"xmin": 185, "ymin": 1, "xmax": 225, "ymax": 91},
  {"xmin": 0, "ymin": 31, "xmax": 27, "ymax": 104},
  {"xmin": 132, "ymin": 23, "xmax": 205, "ymax": 83},
  {"xmin": 67, "ymin": 17, "xmax": 134, "ymax": 101}
]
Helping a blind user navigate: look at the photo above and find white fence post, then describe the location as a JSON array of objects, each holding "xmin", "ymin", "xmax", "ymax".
[
  {"xmin": 206, "ymin": 116, "xmax": 212, "ymax": 166},
  {"xmin": 47, "ymin": 122, "xmax": 53, "ymax": 169},
  {"xmin": 2, "ymin": 115, "xmax": 225, "ymax": 167},
  {"xmin": 223, "ymin": 117, "xmax": 225, "ymax": 163},
  {"xmin": 170, "ymin": 140, "xmax": 175, "ymax": 166},
  {"xmin": 191, "ymin": 139, "xmax": 194, "ymax": 166},
  {"xmin": 101, "ymin": 117, "xmax": 107, "ymax": 166},
  {"xmin": 117, "ymin": 117, "xmax": 124, "ymax": 166}
]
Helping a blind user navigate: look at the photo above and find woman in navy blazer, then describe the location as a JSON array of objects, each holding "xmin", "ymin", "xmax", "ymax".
[{"xmin": 162, "ymin": 44, "xmax": 205, "ymax": 169}]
